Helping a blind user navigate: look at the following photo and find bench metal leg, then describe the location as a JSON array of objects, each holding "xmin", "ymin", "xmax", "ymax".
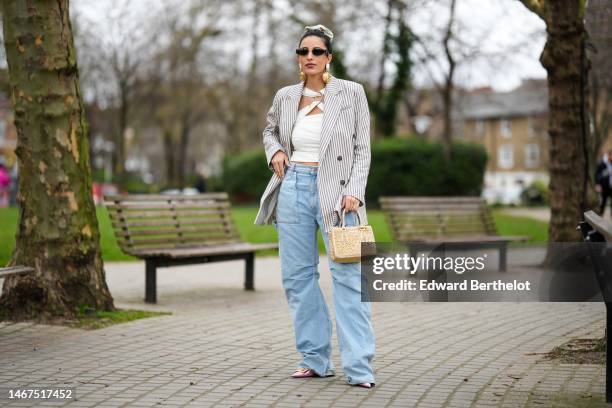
[
  {"xmin": 499, "ymin": 243, "xmax": 507, "ymax": 272},
  {"xmin": 145, "ymin": 259, "xmax": 157, "ymax": 303},
  {"xmin": 245, "ymin": 253, "xmax": 255, "ymax": 290}
]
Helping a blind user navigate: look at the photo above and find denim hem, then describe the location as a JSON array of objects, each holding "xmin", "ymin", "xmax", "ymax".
[
  {"xmin": 298, "ymin": 364, "xmax": 336, "ymax": 377},
  {"xmin": 346, "ymin": 376, "xmax": 376, "ymax": 385}
]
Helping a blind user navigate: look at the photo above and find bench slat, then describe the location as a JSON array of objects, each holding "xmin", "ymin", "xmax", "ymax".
[
  {"xmin": 128, "ymin": 233, "xmax": 240, "ymax": 247},
  {"xmin": 384, "ymin": 207, "xmax": 485, "ymax": 214},
  {"xmin": 131, "ymin": 242, "xmax": 279, "ymax": 258},
  {"xmin": 108, "ymin": 209, "xmax": 232, "ymax": 219},
  {"xmin": 104, "ymin": 193, "xmax": 229, "ymax": 202},
  {"xmin": 112, "ymin": 219, "xmax": 227, "ymax": 228},
  {"xmin": 398, "ymin": 235, "xmax": 528, "ymax": 243},
  {"xmin": 114, "ymin": 226, "xmax": 239, "ymax": 238},
  {"xmin": 106, "ymin": 201, "xmax": 231, "ymax": 211},
  {"xmin": 380, "ymin": 196, "xmax": 485, "ymax": 201}
]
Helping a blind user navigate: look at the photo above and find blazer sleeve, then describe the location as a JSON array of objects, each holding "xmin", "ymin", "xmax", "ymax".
[
  {"xmin": 343, "ymin": 84, "xmax": 371, "ymax": 206},
  {"xmin": 263, "ymin": 90, "xmax": 286, "ymax": 172}
]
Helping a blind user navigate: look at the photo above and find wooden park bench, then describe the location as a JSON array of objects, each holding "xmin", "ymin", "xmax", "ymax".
[
  {"xmin": 104, "ymin": 193, "xmax": 278, "ymax": 303},
  {"xmin": 379, "ymin": 196, "xmax": 529, "ymax": 271},
  {"xmin": 0, "ymin": 266, "xmax": 35, "ymax": 278},
  {"xmin": 578, "ymin": 210, "xmax": 612, "ymax": 402}
]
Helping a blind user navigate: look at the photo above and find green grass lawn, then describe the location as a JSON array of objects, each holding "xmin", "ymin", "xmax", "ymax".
[
  {"xmin": 0, "ymin": 205, "xmax": 548, "ymax": 266},
  {"xmin": 491, "ymin": 209, "xmax": 549, "ymax": 242}
]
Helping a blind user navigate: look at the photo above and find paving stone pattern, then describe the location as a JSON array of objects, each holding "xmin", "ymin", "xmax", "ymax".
[{"xmin": 0, "ymin": 254, "xmax": 607, "ymax": 407}]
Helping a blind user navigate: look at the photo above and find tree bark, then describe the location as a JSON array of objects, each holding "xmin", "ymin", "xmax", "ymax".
[
  {"xmin": 177, "ymin": 114, "xmax": 191, "ymax": 189},
  {"xmin": 115, "ymin": 76, "xmax": 128, "ymax": 181},
  {"xmin": 585, "ymin": 0, "xmax": 612, "ymax": 173},
  {"xmin": 538, "ymin": 0, "xmax": 589, "ymax": 242},
  {"xmin": 162, "ymin": 127, "xmax": 176, "ymax": 186},
  {"xmin": 0, "ymin": 0, "xmax": 115, "ymax": 320}
]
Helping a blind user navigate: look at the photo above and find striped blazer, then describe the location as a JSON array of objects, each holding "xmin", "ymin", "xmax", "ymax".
[{"xmin": 253, "ymin": 75, "xmax": 371, "ymax": 233}]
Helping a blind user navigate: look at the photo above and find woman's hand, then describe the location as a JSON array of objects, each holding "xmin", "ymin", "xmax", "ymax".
[
  {"xmin": 271, "ymin": 150, "xmax": 290, "ymax": 178},
  {"xmin": 341, "ymin": 195, "xmax": 361, "ymax": 213}
]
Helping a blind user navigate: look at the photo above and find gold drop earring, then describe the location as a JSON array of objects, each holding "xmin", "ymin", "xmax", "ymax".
[
  {"xmin": 322, "ymin": 63, "xmax": 331, "ymax": 84},
  {"xmin": 299, "ymin": 63, "xmax": 305, "ymax": 82}
]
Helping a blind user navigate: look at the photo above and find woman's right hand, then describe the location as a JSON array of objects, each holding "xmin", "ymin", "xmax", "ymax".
[{"xmin": 271, "ymin": 150, "xmax": 290, "ymax": 178}]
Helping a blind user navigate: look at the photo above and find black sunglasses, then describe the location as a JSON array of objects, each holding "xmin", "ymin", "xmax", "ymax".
[{"xmin": 295, "ymin": 47, "xmax": 329, "ymax": 57}]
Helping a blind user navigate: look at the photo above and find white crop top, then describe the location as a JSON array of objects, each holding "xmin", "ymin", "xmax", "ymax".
[
  {"xmin": 290, "ymin": 88, "xmax": 325, "ymax": 162},
  {"xmin": 291, "ymin": 110, "xmax": 322, "ymax": 162}
]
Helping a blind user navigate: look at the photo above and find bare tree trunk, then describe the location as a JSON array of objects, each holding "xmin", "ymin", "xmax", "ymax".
[
  {"xmin": 115, "ymin": 77, "xmax": 129, "ymax": 181},
  {"xmin": 264, "ymin": 0, "xmax": 281, "ymax": 91},
  {"xmin": 540, "ymin": 1, "xmax": 590, "ymax": 242},
  {"xmin": 441, "ymin": 0, "xmax": 457, "ymax": 161},
  {"xmin": 162, "ymin": 128, "xmax": 175, "ymax": 186},
  {"xmin": 0, "ymin": 0, "xmax": 115, "ymax": 320},
  {"xmin": 177, "ymin": 115, "xmax": 191, "ymax": 189},
  {"xmin": 373, "ymin": 0, "xmax": 394, "ymax": 141},
  {"xmin": 586, "ymin": 0, "xmax": 611, "ymax": 172},
  {"xmin": 520, "ymin": 0, "xmax": 590, "ymax": 243},
  {"xmin": 245, "ymin": 0, "xmax": 262, "ymax": 151}
]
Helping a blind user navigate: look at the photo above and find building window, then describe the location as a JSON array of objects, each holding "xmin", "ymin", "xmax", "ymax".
[
  {"xmin": 527, "ymin": 117, "xmax": 536, "ymax": 138},
  {"xmin": 475, "ymin": 120, "xmax": 485, "ymax": 137},
  {"xmin": 524, "ymin": 143, "xmax": 540, "ymax": 168},
  {"xmin": 498, "ymin": 144, "xmax": 513, "ymax": 169},
  {"xmin": 500, "ymin": 119, "xmax": 512, "ymax": 138}
]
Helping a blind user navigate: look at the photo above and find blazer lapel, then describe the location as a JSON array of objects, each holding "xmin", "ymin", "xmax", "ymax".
[
  {"xmin": 318, "ymin": 76, "xmax": 342, "ymax": 161},
  {"xmin": 281, "ymin": 80, "xmax": 305, "ymax": 155},
  {"xmin": 281, "ymin": 75, "xmax": 343, "ymax": 160}
]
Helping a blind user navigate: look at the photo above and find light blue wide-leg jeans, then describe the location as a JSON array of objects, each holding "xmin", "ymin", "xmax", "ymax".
[{"xmin": 274, "ymin": 162, "xmax": 376, "ymax": 385}]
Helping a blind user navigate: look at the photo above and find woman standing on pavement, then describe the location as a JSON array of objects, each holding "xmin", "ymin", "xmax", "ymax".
[{"xmin": 254, "ymin": 24, "xmax": 375, "ymax": 388}]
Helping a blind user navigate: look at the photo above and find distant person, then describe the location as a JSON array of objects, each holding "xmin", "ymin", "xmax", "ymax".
[
  {"xmin": 0, "ymin": 163, "xmax": 10, "ymax": 208},
  {"xmin": 595, "ymin": 149, "xmax": 612, "ymax": 216},
  {"xmin": 194, "ymin": 173, "xmax": 207, "ymax": 193}
]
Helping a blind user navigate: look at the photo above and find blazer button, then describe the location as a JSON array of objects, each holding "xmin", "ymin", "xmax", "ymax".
[
  {"xmin": 337, "ymin": 155, "xmax": 342, "ymax": 161},
  {"xmin": 340, "ymin": 180, "xmax": 345, "ymax": 185}
]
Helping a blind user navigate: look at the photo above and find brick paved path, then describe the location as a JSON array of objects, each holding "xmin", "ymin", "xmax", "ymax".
[{"xmin": 0, "ymin": 253, "xmax": 607, "ymax": 407}]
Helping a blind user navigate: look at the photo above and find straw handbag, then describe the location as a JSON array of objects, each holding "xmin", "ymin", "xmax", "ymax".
[{"xmin": 329, "ymin": 209, "xmax": 376, "ymax": 263}]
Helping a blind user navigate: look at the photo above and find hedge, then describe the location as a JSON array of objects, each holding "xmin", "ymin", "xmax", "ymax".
[{"xmin": 222, "ymin": 138, "xmax": 488, "ymax": 207}]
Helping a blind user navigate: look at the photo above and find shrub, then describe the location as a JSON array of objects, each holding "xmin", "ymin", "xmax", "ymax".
[
  {"xmin": 221, "ymin": 138, "xmax": 488, "ymax": 206},
  {"xmin": 521, "ymin": 179, "xmax": 549, "ymax": 206}
]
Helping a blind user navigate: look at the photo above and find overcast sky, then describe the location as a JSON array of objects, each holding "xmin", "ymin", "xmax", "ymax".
[{"xmin": 66, "ymin": 0, "xmax": 546, "ymax": 92}]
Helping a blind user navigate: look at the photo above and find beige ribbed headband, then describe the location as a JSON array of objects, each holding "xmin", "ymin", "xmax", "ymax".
[{"xmin": 303, "ymin": 24, "xmax": 334, "ymax": 43}]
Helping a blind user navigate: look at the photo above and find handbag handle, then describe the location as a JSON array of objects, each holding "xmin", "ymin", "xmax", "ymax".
[{"xmin": 339, "ymin": 208, "xmax": 363, "ymax": 228}]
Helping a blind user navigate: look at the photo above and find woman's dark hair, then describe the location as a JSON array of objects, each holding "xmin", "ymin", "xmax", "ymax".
[{"xmin": 299, "ymin": 29, "xmax": 333, "ymax": 54}]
